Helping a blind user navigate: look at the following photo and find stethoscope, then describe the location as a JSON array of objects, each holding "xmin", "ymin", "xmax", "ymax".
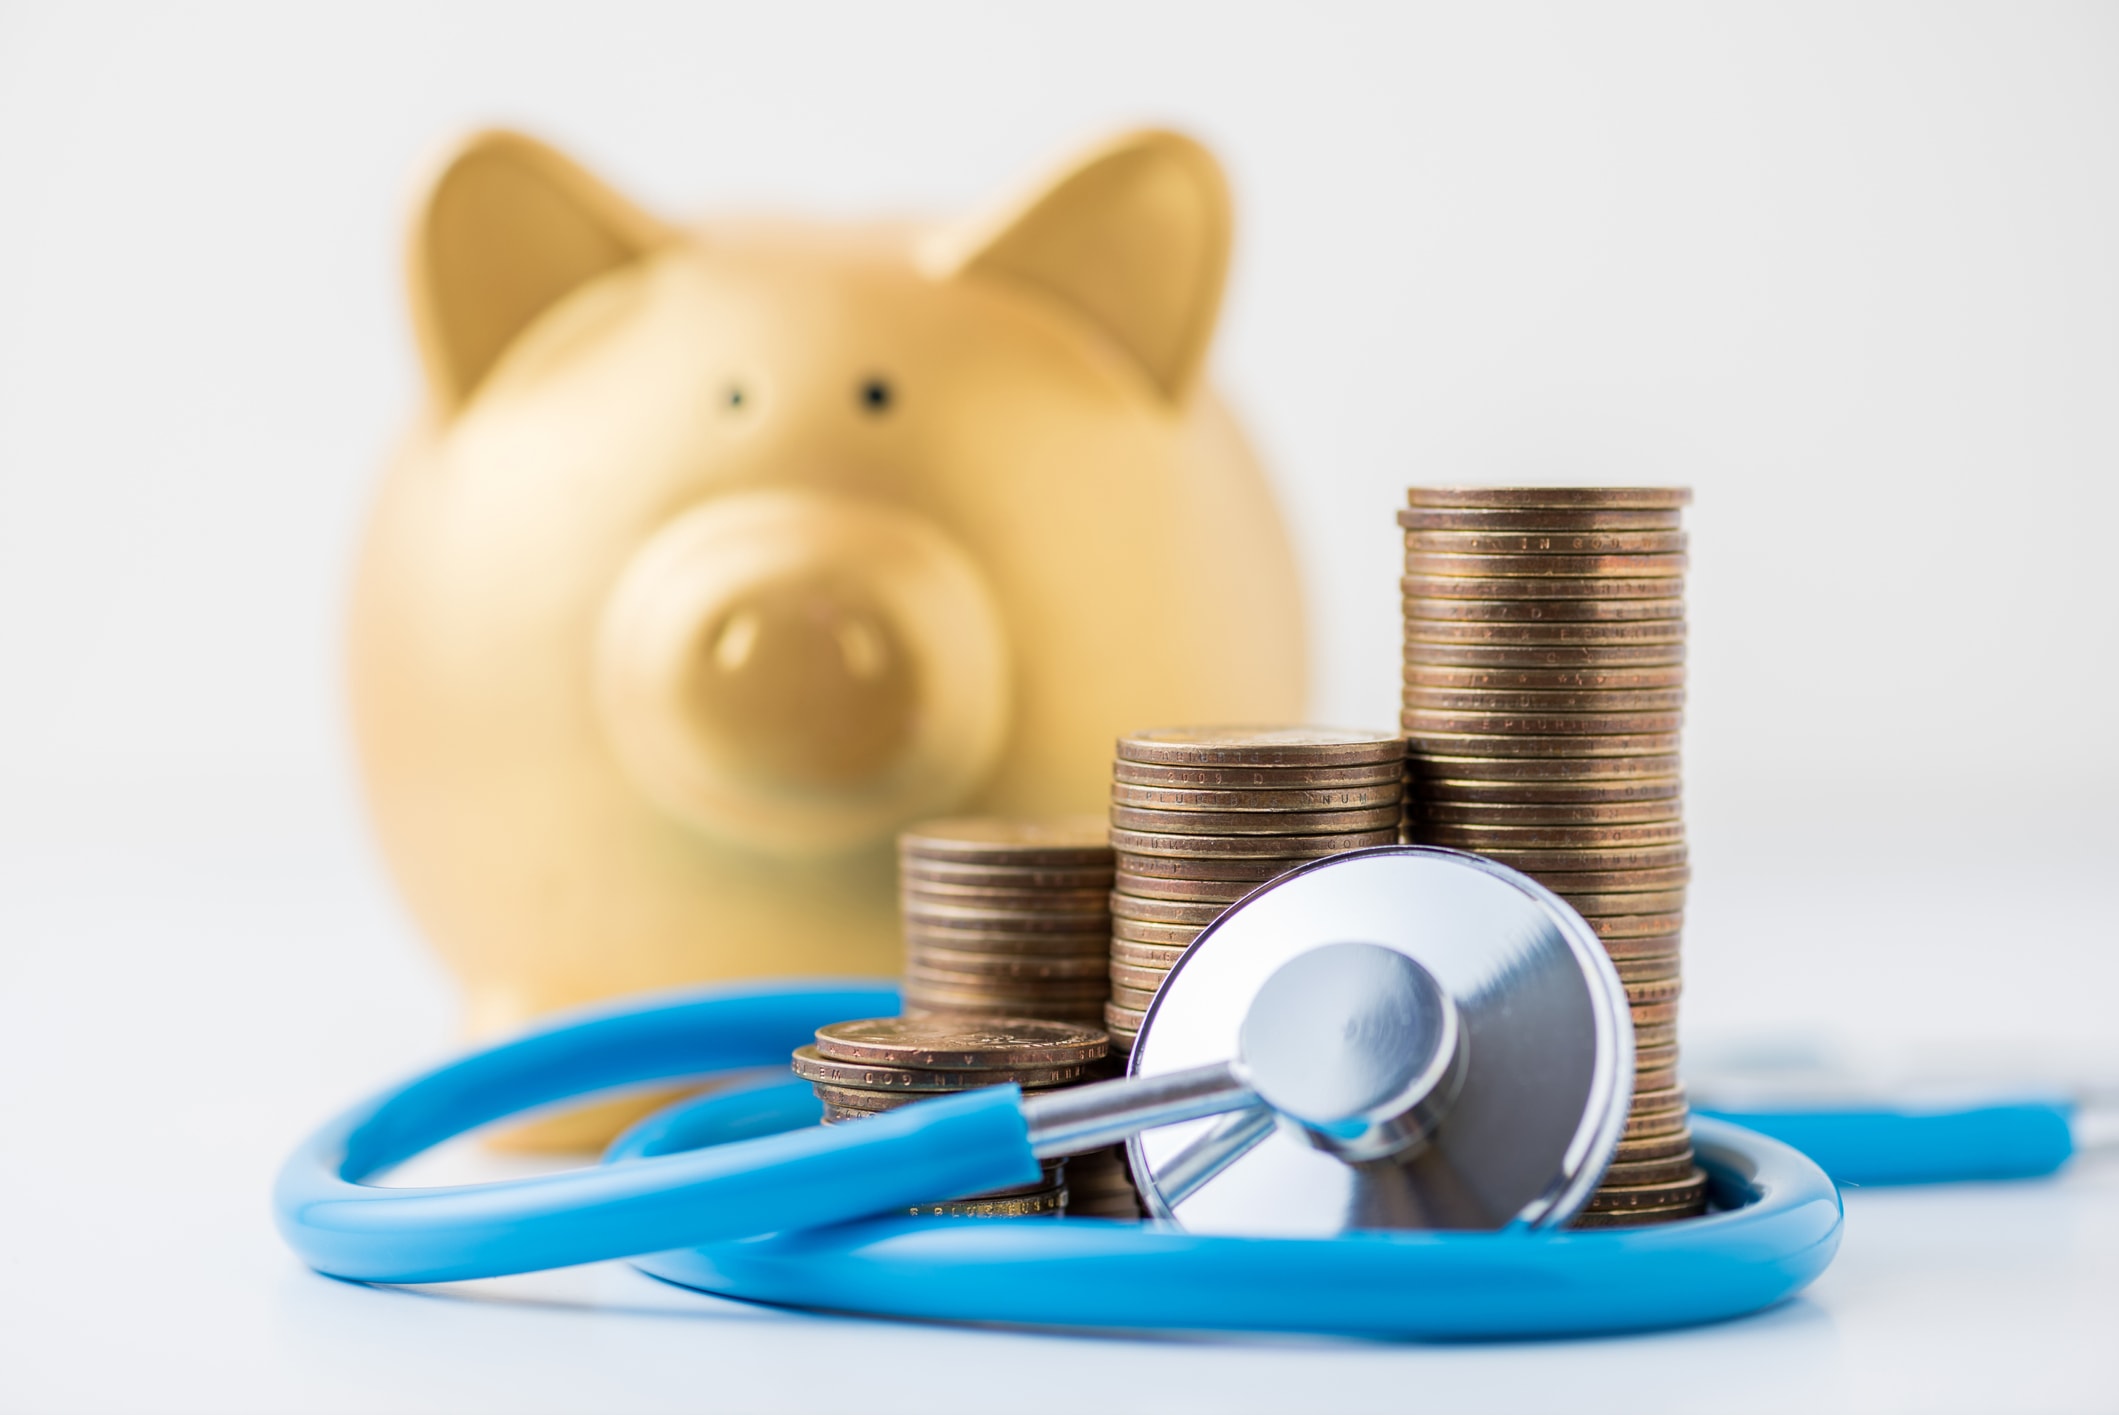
[{"xmin": 287, "ymin": 845, "xmax": 1986, "ymax": 1340}]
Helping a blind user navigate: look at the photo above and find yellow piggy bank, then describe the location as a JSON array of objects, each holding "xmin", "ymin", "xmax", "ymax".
[{"xmin": 350, "ymin": 126, "xmax": 1305, "ymax": 1093}]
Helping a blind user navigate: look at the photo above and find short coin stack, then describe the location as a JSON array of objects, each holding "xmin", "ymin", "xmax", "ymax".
[
  {"xmin": 898, "ymin": 818, "xmax": 1114, "ymax": 1028},
  {"xmin": 1398, "ymin": 485, "xmax": 1703, "ymax": 1226},
  {"xmin": 792, "ymin": 1016, "xmax": 1105, "ymax": 1216},
  {"xmin": 1104, "ymin": 727, "xmax": 1408, "ymax": 1054}
]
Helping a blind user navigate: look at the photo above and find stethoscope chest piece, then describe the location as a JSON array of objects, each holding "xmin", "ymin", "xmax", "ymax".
[{"xmin": 1127, "ymin": 845, "xmax": 1635, "ymax": 1234}]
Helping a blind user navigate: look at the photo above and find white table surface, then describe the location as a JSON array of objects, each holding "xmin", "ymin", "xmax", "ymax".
[{"xmin": 3, "ymin": 788, "xmax": 2115, "ymax": 1414}]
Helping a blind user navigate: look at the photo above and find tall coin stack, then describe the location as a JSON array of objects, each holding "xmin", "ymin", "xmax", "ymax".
[
  {"xmin": 792, "ymin": 1017, "xmax": 1105, "ymax": 1217},
  {"xmin": 897, "ymin": 818, "xmax": 1114, "ymax": 1028},
  {"xmin": 1104, "ymin": 727, "xmax": 1408, "ymax": 1055},
  {"xmin": 1398, "ymin": 486, "xmax": 1702, "ymax": 1225}
]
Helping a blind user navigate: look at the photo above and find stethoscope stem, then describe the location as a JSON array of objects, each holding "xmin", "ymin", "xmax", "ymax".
[{"xmin": 1020, "ymin": 1061, "xmax": 1259, "ymax": 1158}]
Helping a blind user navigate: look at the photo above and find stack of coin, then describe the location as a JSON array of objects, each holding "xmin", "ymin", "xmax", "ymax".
[
  {"xmin": 1398, "ymin": 485, "xmax": 1703, "ymax": 1226},
  {"xmin": 792, "ymin": 1016, "xmax": 1106, "ymax": 1217},
  {"xmin": 1104, "ymin": 727, "xmax": 1407, "ymax": 1053},
  {"xmin": 1060, "ymin": 1145, "xmax": 1145, "ymax": 1220},
  {"xmin": 898, "ymin": 818, "xmax": 1114, "ymax": 1027}
]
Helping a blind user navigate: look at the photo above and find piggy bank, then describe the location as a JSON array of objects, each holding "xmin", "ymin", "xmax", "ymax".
[{"xmin": 349, "ymin": 126, "xmax": 1305, "ymax": 1123}]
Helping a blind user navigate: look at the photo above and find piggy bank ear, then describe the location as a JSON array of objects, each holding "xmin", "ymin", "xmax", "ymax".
[
  {"xmin": 932, "ymin": 129, "xmax": 1231, "ymax": 403},
  {"xmin": 407, "ymin": 130, "xmax": 667, "ymax": 409}
]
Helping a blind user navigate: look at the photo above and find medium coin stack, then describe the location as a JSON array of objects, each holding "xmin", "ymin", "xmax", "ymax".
[
  {"xmin": 792, "ymin": 1016, "xmax": 1106, "ymax": 1216},
  {"xmin": 1399, "ymin": 485, "xmax": 1703, "ymax": 1226},
  {"xmin": 898, "ymin": 817, "xmax": 1115, "ymax": 1027},
  {"xmin": 1104, "ymin": 726, "xmax": 1408, "ymax": 1054}
]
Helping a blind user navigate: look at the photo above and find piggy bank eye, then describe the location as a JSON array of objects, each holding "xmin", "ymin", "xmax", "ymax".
[{"xmin": 857, "ymin": 377, "xmax": 893, "ymax": 415}]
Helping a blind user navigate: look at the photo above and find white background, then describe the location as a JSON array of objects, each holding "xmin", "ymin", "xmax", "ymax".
[{"xmin": 1, "ymin": 4, "xmax": 2116, "ymax": 1412}]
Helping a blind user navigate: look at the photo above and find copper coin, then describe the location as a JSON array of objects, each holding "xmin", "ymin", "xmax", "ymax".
[
  {"xmin": 1398, "ymin": 505, "xmax": 1685, "ymax": 532},
  {"xmin": 1109, "ymin": 939, "xmax": 1189, "ymax": 968},
  {"xmin": 1104, "ymin": 1000, "xmax": 1148, "ymax": 1030},
  {"xmin": 1406, "ymin": 486, "xmax": 1692, "ymax": 510},
  {"xmin": 1404, "ymin": 642, "xmax": 1687, "ymax": 668},
  {"xmin": 1111, "ymin": 759, "xmax": 1406, "ymax": 789},
  {"xmin": 1600, "ymin": 931, "xmax": 1683, "ymax": 960},
  {"xmin": 1116, "ymin": 727, "xmax": 1406, "ymax": 768},
  {"xmin": 1112, "ymin": 917, "xmax": 1208, "ymax": 946},
  {"xmin": 1584, "ymin": 1169, "xmax": 1708, "ymax": 1213},
  {"xmin": 813, "ymin": 1085, "xmax": 921, "ymax": 1113},
  {"xmin": 1404, "ymin": 595, "xmax": 1685, "ymax": 624},
  {"xmin": 1112, "ymin": 852, "xmax": 1302, "ymax": 882},
  {"xmin": 1404, "ymin": 551, "xmax": 1689, "ymax": 579},
  {"xmin": 1109, "ymin": 981, "xmax": 1164, "ymax": 1010},
  {"xmin": 1613, "ymin": 1133, "xmax": 1695, "ymax": 1163},
  {"xmin": 1404, "ymin": 529, "xmax": 1689, "ymax": 556},
  {"xmin": 1628, "ymin": 1083, "xmax": 1689, "ymax": 1115},
  {"xmin": 1634, "ymin": 1042, "xmax": 1680, "ymax": 1072},
  {"xmin": 1612, "ymin": 955, "xmax": 1683, "ymax": 985},
  {"xmin": 1595, "ymin": 1153, "xmax": 1699, "ymax": 1187},
  {"xmin": 1109, "ymin": 804, "xmax": 1402, "ymax": 837},
  {"xmin": 903, "ymin": 1188, "xmax": 1067, "ymax": 1219},
  {"xmin": 903, "ymin": 901, "xmax": 1116, "ymax": 933},
  {"xmin": 814, "ymin": 1016, "xmax": 1107, "ymax": 1069},
  {"xmin": 1403, "ymin": 729, "xmax": 1683, "ymax": 758},
  {"xmin": 902, "ymin": 881, "xmax": 1115, "ymax": 910},
  {"xmin": 1110, "ymin": 781, "xmax": 1403, "ymax": 812},
  {"xmin": 1631, "ymin": 999, "xmax": 1679, "ymax": 1027},
  {"xmin": 1401, "ymin": 574, "xmax": 1686, "ymax": 601},
  {"xmin": 1404, "ymin": 685, "xmax": 1687, "ymax": 713},
  {"xmin": 1404, "ymin": 709, "xmax": 1685, "ymax": 737},
  {"xmin": 1403, "ymin": 619, "xmax": 1688, "ymax": 648},
  {"xmin": 1553, "ymin": 889, "xmax": 1690, "ymax": 917},
  {"xmin": 1581, "ymin": 912, "xmax": 1687, "ymax": 940},
  {"xmin": 1627, "ymin": 975, "xmax": 1683, "ymax": 1005},
  {"xmin": 1112, "ymin": 871, "xmax": 1261, "ymax": 902},
  {"xmin": 1631, "ymin": 1022, "xmax": 1679, "ymax": 1050},
  {"xmin": 791, "ymin": 1046, "xmax": 1092, "ymax": 1091},
  {"xmin": 899, "ymin": 816, "xmax": 1113, "ymax": 865},
  {"xmin": 906, "ymin": 948, "xmax": 1112, "ymax": 982},
  {"xmin": 902, "ymin": 968, "xmax": 1110, "ymax": 1002},
  {"xmin": 1414, "ymin": 777, "xmax": 1682, "ymax": 806},
  {"xmin": 900, "ymin": 861, "xmax": 1117, "ymax": 891},
  {"xmin": 1404, "ymin": 663, "xmax": 1687, "ymax": 690},
  {"xmin": 1414, "ymin": 798, "xmax": 1681, "ymax": 825},
  {"xmin": 897, "ymin": 991, "xmax": 1109, "ymax": 1025},
  {"xmin": 1420, "ymin": 820, "xmax": 1687, "ymax": 848},
  {"xmin": 1109, "ymin": 893, "xmax": 1229, "ymax": 925},
  {"xmin": 1533, "ymin": 863, "xmax": 1693, "ymax": 890},
  {"xmin": 1107, "ymin": 826, "xmax": 1400, "ymax": 858},
  {"xmin": 1110, "ymin": 961, "xmax": 1178, "ymax": 992},
  {"xmin": 1569, "ymin": 1202, "xmax": 1704, "ymax": 1228},
  {"xmin": 1410, "ymin": 753, "xmax": 1682, "ymax": 783},
  {"xmin": 901, "ymin": 927, "xmax": 1112, "ymax": 957}
]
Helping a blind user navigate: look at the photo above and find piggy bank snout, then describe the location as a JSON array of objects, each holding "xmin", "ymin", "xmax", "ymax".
[{"xmin": 595, "ymin": 490, "xmax": 1010, "ymax": 856}]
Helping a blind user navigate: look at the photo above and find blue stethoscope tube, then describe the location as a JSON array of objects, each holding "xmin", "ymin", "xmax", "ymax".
[
  {"xmin": 1693, "ymin": 1101, "xmax": 2077, "ymax": 1185},
  {"xmin": 275, "ymin": 978, "xmax": 1846, "ymax": 1338}
]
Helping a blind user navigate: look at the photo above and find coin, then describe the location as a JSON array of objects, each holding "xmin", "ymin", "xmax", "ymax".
[
  {"xmin": 1406, "ymin": 486, "xmax": 1693, "ymax": 510},
  {"xmin": 1598, "ymin": 932, "xmax": 1682, "ymax": 960},
  {"xmin": 1401, "ymin": 574, "xmax": 1686, "ymax": 601},
  {"xmin": 1612, "ymin": 1133, "xmax": 1694, "ymax": 1163},
  {"xmin": 1599, "ymin": 1151, "xmax": 1697, "ymax": 1186},
  {"xmin": 1111, "ymin": 852, "xmax": 1303, "ymax": 882},
  {"xmin": 1109, "ymin": 804, "xmax": 1403, "ymax": 835},
  {"xmin": 902, "ymin": 881, "xmax": 1115, "ymax": 910},
  {"xmin": 903, "ymin": 900, "xmax": 1113, "ymax": 930},
  {"xmin": 1402, "ymin": 710, "xmax": 1686, "ymax": 737},
  {"xmin": 1418, "ymin": 820, "xmax": 1688, "ymax": 848},
  {"xmin": 904, "ymin": 965, "xmax": 1111, "ymax": 1000},
  {"xmin": 1404, "ymin": 551, "xmax": 1689, "ymax": 579},
  {"xmin": 1612, "ymin": 957, "xmax": 1683, "ymax": 987},
  {"xmin": 1109, "ymin": 939, "xmax": 1192, "ymax": 967},
  {"xmin": 791, "ymin": 1046, "xmax": 1092, "ymax": 1091},
  {"xmin": 1631, "ymin": 999, "xmax": 1679, "ymax": 1027},
  {"xmin": 1404, "ymin": 663, "xmax": 1687, "ymax": 690},
  {"xmin": 1402, "ymin": 729, "xmax": 1683, "ymax": 758},
  {"xmin": 1404, "ymin": 529, "xmax": 1690, "ymax": 555},
  {"xmin": 1581, "ymin": 912, "xmax": 1687, "ymax": 940},
  {"xmin": 899, "ymin": 816, "xmax": 1113, "ymax": 865},
  {"xmin": 1117, "ymin": 727, "xmax": 1406, "ymax": 768},
  {"xmin": 1111, "ymin": 871, "xmax": 1260, "ymax": 902},
  {"xmin": 1398, "ymin": 505, "xmax": 1686, "ymax": 532},
  {"xmin": 1634, "ymin": 1042, "xmax": 1680, "ymax": 1072},
  {"xmin": 1403, "ymin": 619, "xmax": 1689, "ymax": 646},
  {"xmin": 1542, "ymin": 885, "xmax": 1686, "ymax": 919},
  {"xmin": 1626, "ymin": 975, "xmax": 1683, "ymax": 1005},
  {"xmin": 1631, "ymin": 1021, "xmax": 1679, "ymax": 1050},
  {"xmin": 903, "ymin": 1188, "xmax": 1067, "ymax": 1219},
  {"xmin": 1110, "ymin": 961, "xmax": 1178, "ymax": 992},
  {"xmin": 1108, "ymin": 893, "xmax": 1229, "ymax": 925},
  {"xmin": 1112, "ymin": 917, "xmax": 1208, "ymax": 946},
  {"xmin": 902, "ymin": 926, "xmax": 1112, "ymax": 955},
  {"xmin": 1110, "ymin": 781, "xmax": 1404, "ymax": 812},
  {"xmin": 1411, "ymin": 775, "xmax": 1682, "ymax": 805},
  {"xmin": 1569, "ymin": 1202, "xmax": 1702, "ymax": 1228},
  {"xmin": 1414, "ymin": 798, "xmax": 1681, "ymax": 825},
  {"xmin": 899, "ymin": 992, "xmax": 1109, "ymax": 1025},
  {"xmin": 1404, "ymin": 596, "xmax": 1686, "ymax": 624},
  {"xmin": 1583, "ymin": 1168, "xmax": 1707, "ymax": 1213},
  {"xmin": 1533, "ymin": 863, "xmax": 1693, "ymax": 890},
  {"xmin": 1400, "ymin": 641, "xmax": 1687, "ymax": 668},
  {"xmin": 1109, "ymin": 981, "xmax": 1164, "ymax": 1010},
  {"xmin": 815, "ymin": 1016, "xmax": 1108, "ymax": 1069},
  {"xmin": 1112, "ymin": 759, "xmax": 1407, "ymax": 789},
  {"xmin": 1403, "ymin": 686, "xmax": 1687, "ymax": 713},
  {"xmin": 906, "ymin": 949, "xmax": 1112, "ymax": 981},
  {"xmin": 1107, "ymin": 826, "xmax": 1400, "ymax": 858},
  {"xmin": 900, "ymin": 860, "xmax": 1117, "ymax": 891},
  {"xmin": 1413, "ymin": 752, "xmax": 1682, "ymax": 782}
]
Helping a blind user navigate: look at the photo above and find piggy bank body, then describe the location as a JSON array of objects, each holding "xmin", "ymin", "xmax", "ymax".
[{"xmin": 350, "ymin": 129, "xmax": 1305, "ymax": 1077}]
